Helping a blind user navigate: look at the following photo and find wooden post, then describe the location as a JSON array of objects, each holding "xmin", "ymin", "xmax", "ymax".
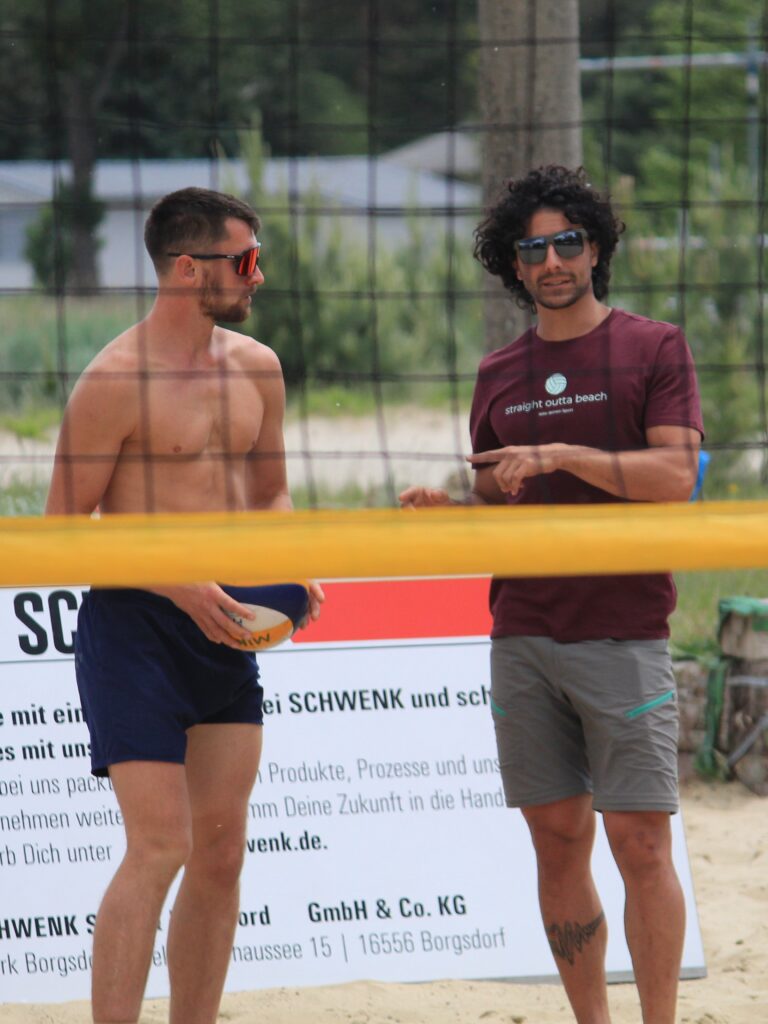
[{"xmin": 477, "ymin": 0, "xmax": 583, "ymax": 350}]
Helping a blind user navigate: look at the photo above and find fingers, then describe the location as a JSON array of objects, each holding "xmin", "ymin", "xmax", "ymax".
[
  {"xmin": 467, "ymin": 447, "xmax": 547, "ymax": 495},
  {"xmin": 208, "ymin": 604, "xmax": 255, "ymax": 647},
  {"xmin": 194, "ymin": 585, "xmax": 255, "ymax": 647},
  {"xmin": 466, "ymin": 450, "xmax": 504, "ymax": 465},
  {"xmin": 494, "ymin": 462, "xmax": 524, "ymax": 495},
  {"xmin": 308, "ymin": 581, "xmax": 325, "ymax": 621},
  {"xmin": 398, "ymin": 486, "xmax": 451, "ymax": 507},
  {"xmin": 398, "ymin": 486, "xmax": 423, "ymax": 507},
  {"xmin": 217, "ymin": 594, "xmax": 257, "ymax": 623}
]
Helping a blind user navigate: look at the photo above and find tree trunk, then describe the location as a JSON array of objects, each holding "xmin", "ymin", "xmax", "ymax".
[
  {"xmin": 56, "ymin": 11, "xmax": 128, "ymax": 294},
  {"xmin": 477, "ymin": 0, "xmax": 583, "ymax": 350},
  {"xmin": 62, "ymin": 75, "xmax": 100, "ymax": 294}
]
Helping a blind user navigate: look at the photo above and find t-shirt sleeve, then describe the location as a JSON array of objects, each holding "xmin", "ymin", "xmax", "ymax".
[
  {"xmin": 469, "ymin": 361, "xmax": 502, "ymax": 457},
  {"xmin": 644, "ymin": 327, "xmax": 704, "ymax": 438}
]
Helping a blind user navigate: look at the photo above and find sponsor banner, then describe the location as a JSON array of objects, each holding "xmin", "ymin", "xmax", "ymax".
[{"xmin": 0, "ymin": 582, "xmax": 705, "ymax": 1002}]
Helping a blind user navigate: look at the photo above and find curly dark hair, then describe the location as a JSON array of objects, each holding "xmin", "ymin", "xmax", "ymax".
[{"xmin": 473, "ymin": 166, "xmax": 625, "ymax": 312}]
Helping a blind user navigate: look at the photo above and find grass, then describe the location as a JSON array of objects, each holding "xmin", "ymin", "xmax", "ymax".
[
  {"xmin": 0, "ymin": 294, "xmax": 140, "ymax": 413},
  {"xmin": 290, "ymin": 480, "xmax": 396, "ymax": 509},
  {"xmin": 670, "ymin": 568, "xmax": 768, "ymax": 659},
  {"xmin": 287, "ymin": 385, "xmax": 386, "ymax": 419},
  {"xmin": 286, "ymin": 379, "xmax": 475, "ymax": 419},
  {"xmin": 0, "ymin": 405, "xmax": 61, "ymax": 441},
  {"xmin": 0, "ymin": 480, "xmax": 47, "ymax": 516}
]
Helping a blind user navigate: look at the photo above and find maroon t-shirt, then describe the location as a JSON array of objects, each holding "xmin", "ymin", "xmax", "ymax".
[{"xmin": 469, "ymin": 309, "xmax": 704, "ymax": 642}]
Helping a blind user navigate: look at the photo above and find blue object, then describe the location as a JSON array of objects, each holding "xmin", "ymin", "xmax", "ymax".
[
  {"xmin": 690, "ymin": 450, "xmax": 710, "ymax": 501},
  {"xmin": 221, "ymin": 583, "xmax": 309, "ymax": 627}
]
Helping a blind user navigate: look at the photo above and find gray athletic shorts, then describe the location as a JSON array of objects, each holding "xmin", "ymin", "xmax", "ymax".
[{"xmin": 490, "ymin": 636, "xmax": 679, "ymax": 813}]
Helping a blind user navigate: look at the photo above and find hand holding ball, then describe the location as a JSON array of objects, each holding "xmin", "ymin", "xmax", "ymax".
[{"xmin": 221, "ymin": 583, "xmax": 310, "ymax": 650}]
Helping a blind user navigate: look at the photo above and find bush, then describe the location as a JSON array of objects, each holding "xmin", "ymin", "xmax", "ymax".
[
  {"xmin": 24, "ymin": 182, "xmax": 104, "ymax": 292},
  {"xmin": 232, "ymin": 119, "xmax": 483, "ymax": 407},
  {"xmin": 610, "ymin": 153, "xmax": 763, "ymax": 495}
]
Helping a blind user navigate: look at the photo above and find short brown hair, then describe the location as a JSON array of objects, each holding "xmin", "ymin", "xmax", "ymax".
[{"xmin": 144, "ymin": 187, "xmax": 261, "ymax": 274}]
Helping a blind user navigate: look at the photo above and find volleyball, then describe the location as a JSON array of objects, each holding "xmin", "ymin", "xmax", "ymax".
[{"xmin": 221, "ymin": 583, "xmax": 310, "ymax": 650}]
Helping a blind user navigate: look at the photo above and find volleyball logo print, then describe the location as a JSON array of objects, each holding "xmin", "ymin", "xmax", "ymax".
[{"xmin": 545, "ymin": 373, "xmax": 568, "ymax": 395}]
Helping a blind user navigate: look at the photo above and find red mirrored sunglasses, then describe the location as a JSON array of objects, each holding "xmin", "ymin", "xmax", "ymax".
[{"xmin": 167, "ymin": 242, "xmax": 261, "ymax": 276}]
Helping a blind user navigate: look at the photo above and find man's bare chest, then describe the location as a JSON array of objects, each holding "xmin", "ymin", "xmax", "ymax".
[{"xmin": 125, "ymin": 374, "xmax": 265, "ymax": 456}]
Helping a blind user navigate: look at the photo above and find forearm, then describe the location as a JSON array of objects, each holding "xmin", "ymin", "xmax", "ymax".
[
  {"xmin": 252, "ymin": 492, "xmax": 293, "ymax": 512},
  {"xmin": 465, "ymin": 489, "xmax": 494, "ymax": 506},
  {"xmin": 45, "ymin": 467, "xmax": 103, "ymax": 516},
  {"xmin": 553, "ymin": 444, "xmax": 699, "ymax": 502}
]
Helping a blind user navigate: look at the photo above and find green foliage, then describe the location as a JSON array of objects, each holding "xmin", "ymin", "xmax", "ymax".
[
  {"xmin": 580, "ymin": 3, "xmax": 661, "ymax": 177},
  {"xmin": 290, "ymin": 479, "xmax": 395, "ymax": 510},
  {"xmin": 0, "ymin": 295, "xmax": 136, "ymax": 414},
  {"xmin": 0, "ymin": 0, "xmax": 478, "ymax": 161},
  {"xmin": 0, "ymin": 406, "xmax": 60, "ymax": 441},
  {"xmin": 232, "ymin": 118, "xmax": 483, "ymax": 400},
  {"xmin": 649, "ymin": 0, "xmax": 763, "ymax": 170},
  {"xmin": 580, "ymin": 0, "xmax": 765, "ymax": 201},
  {"xmin": 671, "ymin": 568, "xmax": 768, "ymax": 658},
  {"xmin": 610, "ymin": 151, "xmax": 764, "ymax": 492},
  {"xmin": 24, "ymin": 203, "xmax": 73, "ymax": 293},
  {"xmin": 0, "ymin": 480, "xmax": 47, "ymax": 517},
  {"xmin": 24, "ymin": 182, "xmax": 105, "ymax": 291}
]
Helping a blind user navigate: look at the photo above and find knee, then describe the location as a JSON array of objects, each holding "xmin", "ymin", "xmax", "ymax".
[
  {"xmin": 189, "ymin": 833, "xmax": 246, "ymax": 891},
  {"xmin": 606, "ymin": 815, "xmax": 673, "ymax": 882},
  {"xmin": 524, "ymin": 802, "xmax": 595, "ymax": 874},
  {"xmin": 127, "ymin": 828, "xmax": 192, "ymax": 882}
]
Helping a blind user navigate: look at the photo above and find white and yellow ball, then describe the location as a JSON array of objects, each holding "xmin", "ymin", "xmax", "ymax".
[{"xmin": 221, "ymin": 583, "xmax": 310, "ymax": 650}]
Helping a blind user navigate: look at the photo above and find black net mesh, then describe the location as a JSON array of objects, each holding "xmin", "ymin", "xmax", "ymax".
[{"xmin": 0, "ymin": 1, "xmax": 766, "ymax": 514}]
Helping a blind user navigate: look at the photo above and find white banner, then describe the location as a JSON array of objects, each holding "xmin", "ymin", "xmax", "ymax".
[{"xmin": 0, "ymin": 583, "xmax": 705, "ymax": 1002}]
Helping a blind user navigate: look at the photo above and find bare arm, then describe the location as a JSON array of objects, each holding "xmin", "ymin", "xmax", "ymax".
[
  {"xmin": 243, "ymin": 345, "xmax": 325, "ymax": 623},
  {"xmin": 467, "ymin": 425, "xmax": 701, "ymax": 502},
  {"xmin": 246, "ymin": 346, "xmax": 293, "ymax": 512},
  {"xmin": 45, "ymin": 366, "xmax": 134, "ymax": 516}
]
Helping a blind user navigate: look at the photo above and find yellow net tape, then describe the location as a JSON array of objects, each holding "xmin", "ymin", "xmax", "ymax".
[{"xmin": 1, "ymin": 500, "xmax": 767, "ymax": 587}]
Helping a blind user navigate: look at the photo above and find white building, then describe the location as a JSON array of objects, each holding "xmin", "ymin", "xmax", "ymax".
[{"xmin": 0, "ymin": 152, "xmax": 479, "ymax": 291}]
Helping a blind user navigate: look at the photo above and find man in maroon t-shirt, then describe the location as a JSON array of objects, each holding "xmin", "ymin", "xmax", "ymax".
[{"xmin": 400, "ymin": 166, "xmax": 703, "ymax": 1024}]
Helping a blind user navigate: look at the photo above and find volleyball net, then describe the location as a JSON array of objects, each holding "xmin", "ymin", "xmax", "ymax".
[{"xmin": 1, "ymin": 3, "xmax": 768, "ymax": 585}]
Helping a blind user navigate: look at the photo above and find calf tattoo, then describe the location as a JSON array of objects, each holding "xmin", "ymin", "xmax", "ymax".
[{"xmin": 546, "ymin": 911, "xmax": 605, "ymax": 965}]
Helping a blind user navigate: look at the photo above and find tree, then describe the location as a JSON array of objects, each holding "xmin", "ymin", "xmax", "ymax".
[
  {"xmin": 476, "ymin": 0, "xmax": 583, "ymax": 349},
  {"xmin": 24, "ymin": 182, "xmax": 104, "ymax": 294},
  {"xmin": 2, "ymin": 3, "xmax": 130, "ymax": 291},
  {"xmin": 0, "ymin": 0, "xmax": 479, "ymax": 293}
]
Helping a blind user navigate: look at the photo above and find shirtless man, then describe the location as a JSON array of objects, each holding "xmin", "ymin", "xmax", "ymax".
[{"xmin": 46, "ymin": 187, "xmax": 322, "ymax": 1024}]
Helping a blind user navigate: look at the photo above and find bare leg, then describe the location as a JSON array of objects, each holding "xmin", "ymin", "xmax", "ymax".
[
  {"xmin": 92, "ymin": 762, "xmax": 192, "ymax": 1024},
  {"xmin": 604, "ymin": 811, "xmax": 685, "ymax": 1024},
  {"xmin": 522, "ymin": 795, "xmax": 611, "ymax": 1024},
  {"xmin": 167, "ymin": 723, "xmax": 262, "ymax": 1024}
]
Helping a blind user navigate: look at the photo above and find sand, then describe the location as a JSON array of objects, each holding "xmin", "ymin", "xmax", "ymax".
[
  {"xmin": 1, "ymin": 420, "xmax": 764, "ymax": 1023},
  {"xmin": 0, "ymin": 407, "xmax": 472, "ymax": 497},
  {"xmin": 1, "ymin": 776, "xmax": 765, "ymax": 1024}
]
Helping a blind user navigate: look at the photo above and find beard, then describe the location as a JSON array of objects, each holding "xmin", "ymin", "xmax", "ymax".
[
  {"xmin": 530, "ymin": 274, "xmax": 593, "ymax": 311},
  {"xmin": 199, "ymin": 277, "xmax": 251, "ymax": 323}
]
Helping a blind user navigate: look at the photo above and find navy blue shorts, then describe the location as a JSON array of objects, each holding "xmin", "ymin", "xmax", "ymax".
[{"xmin": 75, "ymin": 588, "xmax": 264, "ymax": 777}]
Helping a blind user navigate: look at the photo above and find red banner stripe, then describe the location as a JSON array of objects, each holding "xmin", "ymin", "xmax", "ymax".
[{"xmin": 293, "ymin": 577, "xmax": 492, "ymax": 643}]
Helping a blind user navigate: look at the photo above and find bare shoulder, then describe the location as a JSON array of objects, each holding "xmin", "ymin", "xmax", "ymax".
[
  {"xmin": 221, "ymin": 327, "xmax": 282, "ymax": 372},
  {"xmin": 67, "ymin": 324, "xmax": 146, "ymax": 423},
  {"xmin": 79, "ymin": 323, "xmax": 145, "ymax": 380}
]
